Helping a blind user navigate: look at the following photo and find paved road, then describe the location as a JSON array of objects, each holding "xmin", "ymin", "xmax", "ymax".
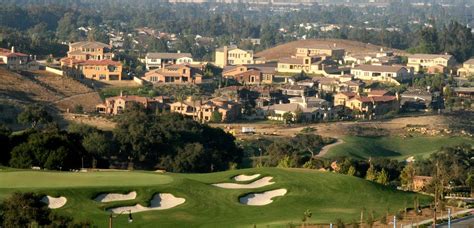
[
  {"xmin": 402, "ymin": 209, "xmax": 473, "ymax": 228},
  {"xmin": 437, "ymin": 215, "xmax": 474, "ymax": 228}
]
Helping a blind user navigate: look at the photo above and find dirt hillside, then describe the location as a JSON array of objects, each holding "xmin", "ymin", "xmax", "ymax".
[{"xmin": 255, "ymin": 39, "xmax": 407, "ymax": 61}]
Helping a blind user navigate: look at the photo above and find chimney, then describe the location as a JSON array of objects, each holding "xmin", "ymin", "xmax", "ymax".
[
  {"xmin": 177, "ymin": 50, "xmax": 181, "ymax": 53},
  {"xmin": 11, "ymin": 46, "xmax": 15, "ymax": 53},
  {"xmin": 333, "ymin": 43, "xmax": 337, "ymax": 48},
  {"xmin": 223, "ymin": 46, "xmax": 228, "ymax": 67},
  {"xmin": 120, "ymin": 90, "xmax": 123, "ymax": 97}
]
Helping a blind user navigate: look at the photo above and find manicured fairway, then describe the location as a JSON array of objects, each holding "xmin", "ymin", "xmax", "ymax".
[
  {"xmin": 324, "ymin": 136, "xmax": 473, "ymax": 160},
  {"xmin": 0, "ymin": 168, "xmax": 431, "ymax": 227}
]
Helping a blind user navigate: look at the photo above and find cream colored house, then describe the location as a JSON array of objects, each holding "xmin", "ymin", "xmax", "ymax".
[
  {"xmin": 457, "ymin": 59, "xmax": 474, "ymax": 77},
  {"xmin": 295, "ymin": 45, "xmax": 345, "ymax": 60},
  {"xmin": 277, "ymin": 56, "xmax": 338, "ymax": 75},
  {"xmin": 215, "ymin": 45, "xmax": 254, "ymax": 67},
  {"xmin": 351, "ymin": 65, "xmax": 412, "ymax": 84},
  {"xmin": 407, "ymin": 54, "xmax": 456, "ymax": 72},
  {"xmin": 144, "ymin": 52, "xmax": 193, "ymax": 70}
]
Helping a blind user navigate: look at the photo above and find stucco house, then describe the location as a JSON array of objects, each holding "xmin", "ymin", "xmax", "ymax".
[
  {"xmin": 457, "ymin": 59, "xmax": 474, "ymax": 77},
  {"xmin": 144, "ymin": 52, "xmax": 193, "ymax": 70},
  {"xmin": 215, "ymin": 45, "xmax": 255, "ymax": 67},
  {"xmin": 143, "ymin": 64, "xmax": 203, "ymax": 84},
  {"xmin": 407, "ymin": 54, "xmax": 456, "ymax": 73},
  {"xmin": 351, "ymin": 65, "xmax": 413, "ymax": 84}
]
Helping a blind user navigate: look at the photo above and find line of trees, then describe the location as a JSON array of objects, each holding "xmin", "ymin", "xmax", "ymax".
[{"xmin": 0, "ymin": 104, "xmax": 243, "ymax": 173}]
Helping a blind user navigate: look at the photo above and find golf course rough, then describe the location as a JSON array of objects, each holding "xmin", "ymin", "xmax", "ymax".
[{"xmin": 0, "ymin": 168, "xmax": 432, "ymax": 227}]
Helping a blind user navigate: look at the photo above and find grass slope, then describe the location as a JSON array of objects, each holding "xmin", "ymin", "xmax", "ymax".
[
  {"xmin": 325, "ymin": 136, "xmax": 473, "ymax": 160},
  {"xmin": 0, "ymin": 168, "xmax": 430, "ymax": 227}
]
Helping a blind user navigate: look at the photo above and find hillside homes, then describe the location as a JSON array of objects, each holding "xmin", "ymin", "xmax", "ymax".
[
  {"xmin": 96, "ymin": 95, "xmax": 168, "ymax": 115},
  {"xmin": 170, "ymin": 97, "xmax": 241, "ymax": 122},
  {"xmin": 215, "ymin": 45, "xmax": 255, "ymax": 67},
  {"xmin": 0, "ymin": 47, "xmax": 39, "ymax": 71},
  {"xmin": 262, "ymin": 95, "xmax": 334, "ymax": 122},
  {"xmin": 457, "ymin": 59, "xmax": 474, "ymax": 77},
  {"xmin": 351, "ymin": 65, "xmax": 413, "ymax": 84},
  {"xmin": 407, "ymin": 54, "xmax": 456, "ymax": 73},
  {"xmin": 334, "ymin": 91, "xmax": 399, "ymax": 118},
  {"xmin": 222, "ymin": 65, "xmax": 276, "ymax": 85},
  {"xmin": 79, "ymin": 60, "xmax": 124, "ymax": 81},
  {"xmin": 143, "ymin": 64, "xmax": 203, "ymax": 84},
  {"xmin": 144, "ymin": 52, "xmax": 193, "ymax": 70},
  {"xmin": 60, "ymin": 41, "xmax": 123, "ymax": 81}
]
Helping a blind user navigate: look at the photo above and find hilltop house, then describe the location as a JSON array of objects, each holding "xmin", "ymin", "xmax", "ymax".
[
  {"xmin": 96, "ymin": 95, "xmax": 168, "ymax": 115},
  {"xmin": 295, "ymin": 44, "xmax": 345, "ymax": 61},
  {"xmin": 277, "ymin": 55, "xmax": 339, "ymax": 76},
  {"xmin": 215, "ymin": 45, "xmax": 255, "ymax": 67},
  {"xmin": 344, "ymin": 49, "xmax": 399, "ymax": 65},
  {"xmin": 407, "ymin": 54, "xmax": 456, "ymax": 73},
  {"xmin": 66, "ymin": 41, "xmax": 113, "ymax": 61},
  {"xmin": 351, "ymin": 65, "xmax": 412, "ymax": 84},
  {"xmin": 457, "ymin": 59, "xmax": 474, "ymax": 77},
  {"xmin": 0, "ymin": 47, "xmax": 39, "ymax": 71},
  {"xmin": 144, "ymin": 52, "xmax": 193, "ymax": 70},
  {"xmin": 170, "ymin": 97, "xmax": 241, "ymax": 122},
  {"xmin": 142, "ymin": 64, "xmax": 203, "ymax": 84}
]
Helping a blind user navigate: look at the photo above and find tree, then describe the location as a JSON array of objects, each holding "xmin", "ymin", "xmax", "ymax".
[
  {"xmin": 0, "ymin": 124, "xmax": 11, "ymax": 165},
  {"xmin": 466, "ymin": 174, "xmax": 474, "ymax": 196},
  {"xmin": 277, "ymin": 155, "xmax": 294, "ymax": 168},
  {"xmin": 400, "ymin": 163, "xmax": 416, "ymax": 190},
  {"xmin": 282, "ymin": 112, "xmax": 293, "ymax": 125},
  {"xmin": 347, "ymin": 166, "xmax": 356, "ymax": 176},
  {"xmin": 82, "ymin": 132, "xmax": 110, "ymax": 168},
  {"xmin": 210, "ymin": 110, "xmax": 223, "ymax": 123},
  {"xmin": 17, "ymin": 105, "xmax": 52, "ymax": 129},
  {"xmin": 0, "ymin": 192, "xmax": 50, "ymax": 227},
  {"xmin": 365, "ymin": 164, "xmax": 377, "ymax": 181},
  {"xmin": 376, "ymin": 169, "xmax": 389, "ymax": 185}
]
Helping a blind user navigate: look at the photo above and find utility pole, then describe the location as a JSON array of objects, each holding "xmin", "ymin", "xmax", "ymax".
[
  {"xmin": 433, "ymin": 161, "xmax": 439, "ymax": 228},
  {"xmin": 448, "ymin": 208, "xmax": 451, "ymax": 228},
  {"xmin": 393, "ymin": 215, "xmax": 396, "ymax": 228}
]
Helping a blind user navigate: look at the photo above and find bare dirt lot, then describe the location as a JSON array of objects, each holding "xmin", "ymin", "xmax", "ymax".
[
  {"xmin": 255, "ymin": 38, "xmax": 407, "ymax": 61},
  {"xmin": 211, "ymin": 115, "xmax": 449, "ymax": 139}
]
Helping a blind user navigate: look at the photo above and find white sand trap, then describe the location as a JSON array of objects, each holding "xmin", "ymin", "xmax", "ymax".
[
  {"xmin": 108, "ymin": 193, "xmax": 185, "ymax": 214},
  {"xmin": 94, "ymin": 191, "xmax": 137, "ymax": 203},
  {"xmin": 212, "ymin": 176, "xmax": 274, "ymax": 189},
  {"xmin": 239, "ymin": 189, "xmax": 287, "ymax": 206},
  {"xmin": 233, "ymin": 174, "xmax": 261, "ymax": 182},
  {"xmin": 41, "ymin": 196, "xmax": 67, "ymax": 209}
]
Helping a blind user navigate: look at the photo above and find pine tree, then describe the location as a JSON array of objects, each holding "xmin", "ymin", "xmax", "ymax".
[
  {"xmin": 347, "ymin": 166, "xmax": 356, "ymax": 176},
  {"xmin": 365, "ymin": 164, "xmax": 377, "ymax": 181},
  {"xmin": 376, "ymin": 169, "xmax": 389, "ymax": 185}
]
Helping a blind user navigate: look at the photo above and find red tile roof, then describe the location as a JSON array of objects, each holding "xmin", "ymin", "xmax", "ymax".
[{"xmin": 0, "ymin": 48, "xmax": 28, "ymax": 57}]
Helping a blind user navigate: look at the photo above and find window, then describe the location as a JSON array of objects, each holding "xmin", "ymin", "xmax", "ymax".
[{"xmin": 99, "ymin": 74, "xmax": 107, "ymax": 80}]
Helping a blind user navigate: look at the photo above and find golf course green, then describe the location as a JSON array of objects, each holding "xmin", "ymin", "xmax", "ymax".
[
  {"xmin": 324, "ymin": 136, "xmax": 473, "ymax": 160},
  {"xmin": 0, "ymin": 168, "xmax": 431, "ymax": 227}
]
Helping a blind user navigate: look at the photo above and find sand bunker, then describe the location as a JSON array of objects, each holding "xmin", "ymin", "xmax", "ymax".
[
  {"xmin": 94, "ymin": 191, "xmax": 137, "ymax": 203},
  {"xmin": 212, "ymin": 176, "xmax": 274, "ymax": 189},
  {"xmin": 233, "ymin": 174, "xmax": 261, "ymax": 182},
  {"xmin": 108, "ymin": 193, "xmax": 185, "ymax": 214},
  {"xmin": 239, "ymin": 189, "xmax": 287, "ymax": 206},
  {"xmin": 41, "ymin": 196, "xmax": 67, "ymax": 209}
]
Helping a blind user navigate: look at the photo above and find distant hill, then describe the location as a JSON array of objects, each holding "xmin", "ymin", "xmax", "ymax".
[{"xmin": 255, "ymin": 39, "xmax": 407, "ymax": 61}]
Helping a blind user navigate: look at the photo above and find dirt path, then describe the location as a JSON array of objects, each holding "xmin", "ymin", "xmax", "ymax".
[{"xmin": 316, "ymin": 138, "xmax": 344, "ymax": 157}]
